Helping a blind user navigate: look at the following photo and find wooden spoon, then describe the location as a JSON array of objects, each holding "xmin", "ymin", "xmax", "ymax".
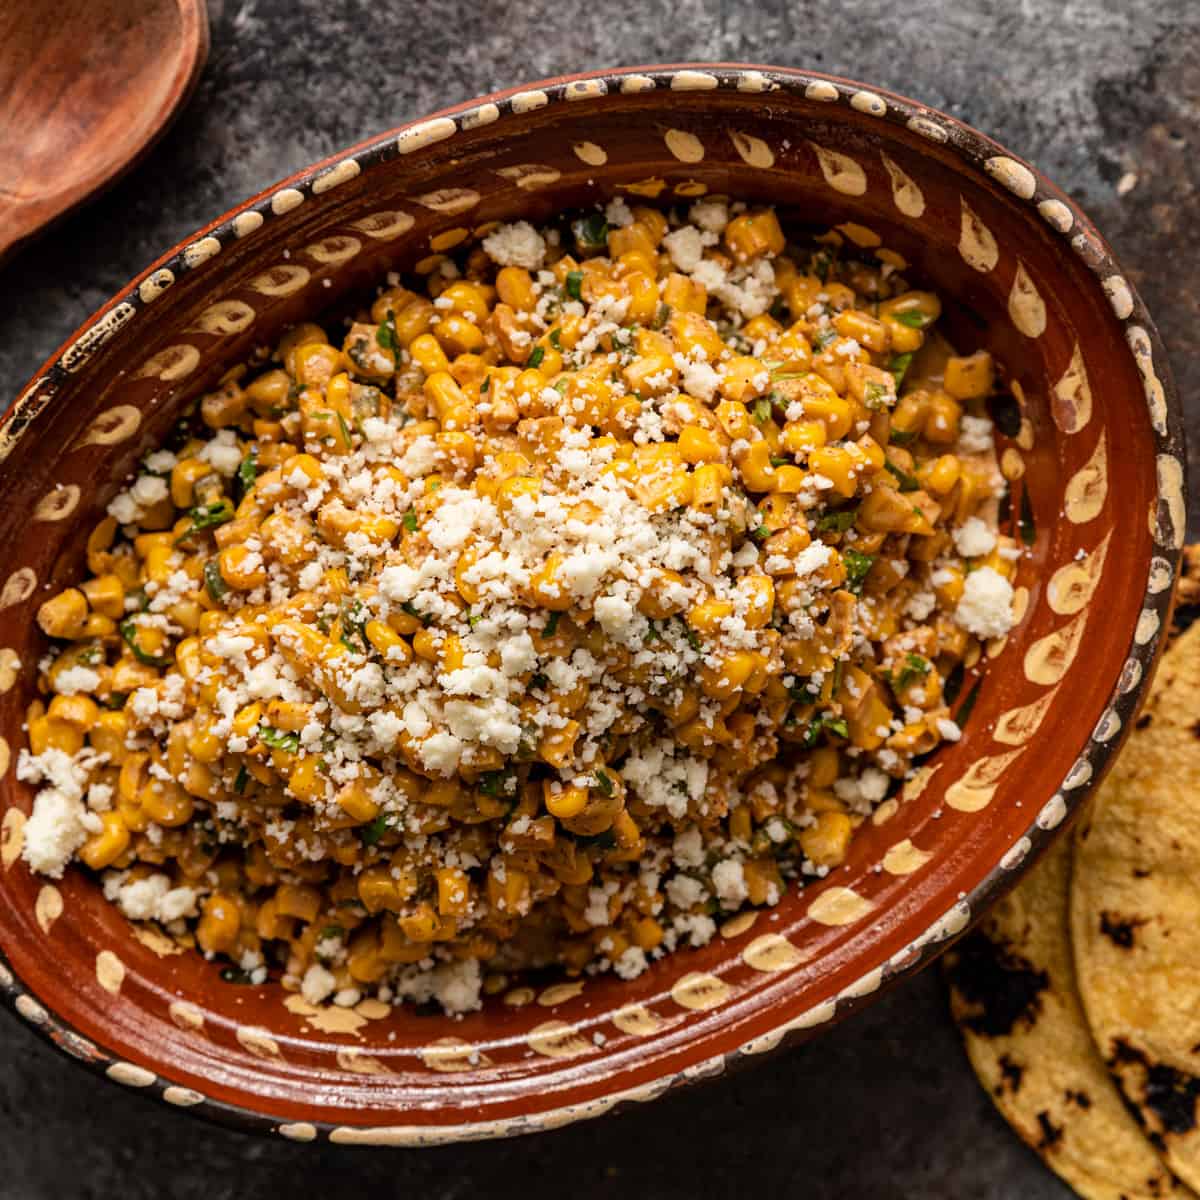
[{"xmin": 0, "ymin": 0, "xmax": 209, "ymax": 263}]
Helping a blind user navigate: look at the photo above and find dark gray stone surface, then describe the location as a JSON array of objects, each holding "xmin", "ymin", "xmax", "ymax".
[{"xmin": 1, "ymin": 2, "xmax": 1196, "ymax": 1196}]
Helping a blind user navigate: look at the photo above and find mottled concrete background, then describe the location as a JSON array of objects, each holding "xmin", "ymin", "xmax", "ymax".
[{"xmin": 0, "ymin": 1, "xmax": 1196, "ymax": 1196}]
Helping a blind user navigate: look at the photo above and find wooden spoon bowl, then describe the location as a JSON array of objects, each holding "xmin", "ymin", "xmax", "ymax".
[{"xmin": 0, "ymin": 0, "xmax": 208, "ymax": 262}]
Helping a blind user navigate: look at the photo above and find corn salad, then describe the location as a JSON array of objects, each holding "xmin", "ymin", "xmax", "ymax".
[{"xmin": 17, "ymin": 197, "xmax": 1016, "ymax": 1012}]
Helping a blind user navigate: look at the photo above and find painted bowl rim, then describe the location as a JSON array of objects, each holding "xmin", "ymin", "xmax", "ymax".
[{"xmin": 0, "ymin": 62, "xmax": 1186, "ymax": 1145}]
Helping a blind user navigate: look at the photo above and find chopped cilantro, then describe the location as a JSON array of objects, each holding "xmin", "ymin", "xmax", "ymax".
[
  {"xmin": 543, "ymin": 611, "xmax": 561, "ymax": 637},
  {"xmin": 204, "ymin": 559, "xmax": 229, "ymax": 602},
  {"xmin": 480, "ymin": 374, "xmax": 491, "ymax": 393},
  {"xmin": 770, "ymin": 455, "xmax": 790, "ymax": 467},
  {"xmin": 316, "ymin": 924, "xmax": 345, "ymax": 943},
  {"xmin": 402, "ymin": 510, "xmax": 418, "ymax": 533},
  {"xmin": 572, "ymin": 212, "xmax": 609, "ymax": 253},
  {"xmin": 751, "ymin": 396, "xmax": 773, "ymax": 424},
  {"xmin": 593, "ymin": 769, "xmax": 614, "ymax": 797},
  {"xmin": 176, "ymin": 499, "xmax": 234, "ymax": 542},
  {"xmin": 681, "ymin": 621, "xmax": 702, "ymax": 652},
  {"xmin": 376, "ymin": 317, "xmax": 399, "ymax": 352},
  {"xmin": 479, "ymin": 768, "xmax": 517, "ymax": 798},
  {"xmin": 817, "ymin": 508, "xmax": 858, "ymax": 533},
  {"xmin": 811, "ymin": 328, "xmax": 837, "ymax": 353},
  {"xmin": 801, "ymin": 712, "xmax": 850, "ymax": 748},
  {"xmin": 234, "ymin": 452, "xmax": 258, "ymax": 503},
  {"xmin": 103, "ymin": 692, "xmax": 128, "ymax": 711},
  {"xmin": 893, "ymin": 309, "xmax": 931, "ymax": 329},
  {"xmin": 863, "ymin": 381, "xmax": 890, "ymax": 411},
  {"xmin": 893, "ymin": 653, "xmax": 931, "ymax": 693},
  {"xmin": 527, "ymin": 345, "xmax": 545, "ymax": 369},
  {"xmin": 889, "ymin": 427, "xmax": 918, "ymax": 446},
  {"xmin": 842, "ymin": 549, "xmax": 876, "ymax": 595},
  {"xmin": 811, "ymin": 247, "xmax": 835, "ymax": 284},
  {"xmin": 885, "ymin": 458, "xmax": 920, "ymax": 492},
  {"xmin": 359, "ymin": 814, "xmax": 392, "ymax": 845},
  {"xmin": 336, "ymin": 411, "xmax": 353, "ymax": 447},
  {"xmin": 565, "ymin": 270, "xmax": 584, "ymax": 301},
  {"xmin": 467, "ymin": 611, "xmax": 482, "ymax": 629},
  {"xmin": 887, "ymin": 352, "xmax": 914, "ymax": 388},
  {"xmin": 549, "ymin": 327, "xmax": 562, "ymax": 350},
  {"xmin": 787, "ymin": 678, "xmax": 821, "ymax": 703},
  {"xmin": 119, "ymin": 619, "xmax": 171, "ymax": 667},
  {"xmin": 749, "ymin": 524, "xmax": 771, "ymax": 541},
  {"xmin": 401, "ymin": 600, "xmax": 429, "ymax": 625},
  {"xmin": 258, "ymin": 725, "xmax": 301, "ymax": 753},
  {"xmin": 233, "ymin": 764, "xmax": 249, "ymax": 794},
  {"xmin": 652, "ymin": 302, "xmax": 671, "ymax": 330}
]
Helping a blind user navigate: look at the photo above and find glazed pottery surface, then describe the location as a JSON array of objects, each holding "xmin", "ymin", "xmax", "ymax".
[{"xmin": 0, "ymin": 65, "xmax": 1184, "ymax": 1145}]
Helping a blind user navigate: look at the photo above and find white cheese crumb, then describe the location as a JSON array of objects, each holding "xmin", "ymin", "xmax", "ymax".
[{"xmin": 954, "ymin": 566, "xmax": 1015, "ymax": 638}]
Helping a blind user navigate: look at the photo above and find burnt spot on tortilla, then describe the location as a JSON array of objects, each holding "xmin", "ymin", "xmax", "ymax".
[
  {"xmin": 1134, "ymin": 867, "xmax": 1152, "ymax": 878},
  {"xmin": 1110, "ymin": 1039, "xmax": 1200, "ymax": 1137},
  {"xmin": 1035, "ymin": 1110, "xmax": 1064, "ymax": 1150},
  {"xmin": 998, "ymin": 1054, "xmax": 1024, "ymax": 1094},
  {"xmin": 1065, "ymin": 1089, "xmax": 1093, "ymax": 1109},
  {"xmin": 1145, "ymin": 1063, "xmax": 1200, "ymax": 1135},
  {"xmin": 1136, "ymin": 712, "xmax": 1154, "ymax": 730},
  {"xmin": 945, "ymin": 933, "xmax": 1048, "ymax": 1037},
  {"xmin": 1100, "ymin": 911, "xmax": 1147, "ymax": 949}
]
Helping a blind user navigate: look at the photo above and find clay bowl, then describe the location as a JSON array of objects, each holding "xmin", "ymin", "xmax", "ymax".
[{"xmin": 0, "ymin": 65, "xmax": 1184, "ymax": 1144}]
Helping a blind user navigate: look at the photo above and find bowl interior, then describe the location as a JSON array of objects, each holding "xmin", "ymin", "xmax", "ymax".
[{"xmin": 0, "ymin": 67, "xmax": 1181, "ymax": 1141}]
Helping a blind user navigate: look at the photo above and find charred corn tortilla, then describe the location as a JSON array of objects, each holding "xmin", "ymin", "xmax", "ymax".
[
  {"xmin": 1071, "ymin": 618, "xmax": 1200, "ymax": 1191},
  {"xmin": 946, "ymin": 832, "xmax": 1193, "ymax": 1200}
]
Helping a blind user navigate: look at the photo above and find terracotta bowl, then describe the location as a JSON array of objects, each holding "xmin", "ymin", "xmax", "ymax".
[{"xmin": 0, "ymin": 64, "xmax": 1184, "ymax": 1145}]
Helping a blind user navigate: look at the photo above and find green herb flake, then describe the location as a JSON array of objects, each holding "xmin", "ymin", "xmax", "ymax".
[
  {"xmin": 480, "ymin": 374, "xmax": 491, "ymax": 394},
  {"xmin": 543, "ymin": 611, "xmax": 561, "ymax": 637},
  {"xmin": 479, "ymin": 769, "xmax": 517, "ymax": 798},
  {"xmin": 402, "ymin": 510, "xmax": 418, "ymax": 533},
  {"xmin": 176, "ymin": 499, "xmax": 235, "ymax": 543},
  {"xmin": 220, "ymin": 967, "xmax": 256, "ymax": 985},
  {"xmin": 401, "ymin": 600, "xmax": 429, "ymax": 626},
  {"xmin": 652, "ymin": 302, "xmax": 672, "ymax": 331},
  {"xmin": 889, "ymin": 428, "xmax": 918, "ymax": 447},
  {"xmin": 359, "ymin": 814, "xmax": 392, "ymax": 846},
  {"xmin": 593, "ymin": 769, "xmax": 614, "ymax": 797},
  {"xmin": 863, "ymin": 381, "xmax": 891, "ymax": 411},
  {"xmin": 565, "ymin": 270, "xmax": 584, "ymax": 301},
  {"xmin": 751, "ymin": 396, "xmax": 773, "ymax": 424},
  {"xmin": 817, "ymin": 508, "xmax": 858, "ymax": 533},
  {"xmin": 549, "ymin": 327, "xmax": 562, "ymax": 350},
  {"xmin": 119, "ymin": 619, "xmax": 171, "ymax": 667},
  {"xmin": 233, "ymin": 452, "xmax": 258, "ymax": 504},
  {"xmin": 888, "ymin": 352, "xmax": 914, "ymax": 388},
  {"xmin": 376, "ymin": 318, "xmax": 399, "ymax": 352},
  {"xmin": 893, "ymin": 309, "xmax": 930, "ymax": 329},
  {"xmin": 233, "ymin": 764, "xmax": 249, "ymax": 794},
  {"xmin": 749, "ymin": 524, "xmax": 771, "ymax": 542},
  {"xmin": 527, "ymin": 345, "xmax": 545, "ymax": 370},
  {"xmin": 770, "ymin": 455, "xmax": 790, "ymax": 468},
  {"xmin": 811, "ymin": 329, "xmax": 838, "ymax": 353},
  {"xmin": 204, "ymin": 559, "xmax": 229, "ymax": 602},
  {"xmin": 258, "ymin": 725, "xmax": 301, "ymax": 753},
  {"xmin": 842, "ymin": 549, "xmax": 876, "ymax": 595},
  {"xmin": 894, "ymin": 653, "xmax": 931, "ymax": 693},
  {"xmin": 103, "ymin": 692, "xmax": 128, "ymax": 711},
  {"xmin": 316, "ymin": 924, "xmax": 345, "ymax": 943},
  {"xmin": 885, "ymin": 458, "xmax": 921, "ymax": 492},
  {"xmin": 571, "ymin": 212, "xmax": 609, "ymax": 253}
]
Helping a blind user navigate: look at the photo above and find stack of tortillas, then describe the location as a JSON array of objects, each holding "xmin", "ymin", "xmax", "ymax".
[{"xmin": 945, "ymin": 547, "xmax": 1200, "ymax": 1199}]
